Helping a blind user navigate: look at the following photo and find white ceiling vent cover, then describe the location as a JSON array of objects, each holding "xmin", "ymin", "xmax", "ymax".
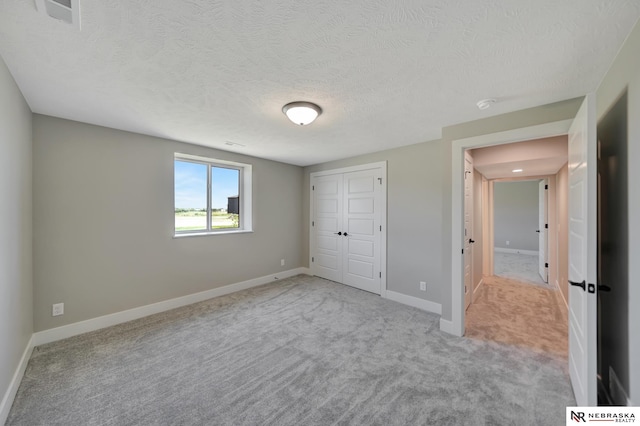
[{"xmin": 35, "ymin": 0, "xmax": 80, "ymax": 30}]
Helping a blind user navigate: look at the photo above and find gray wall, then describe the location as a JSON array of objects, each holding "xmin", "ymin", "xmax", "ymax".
[
  {"xmin": 596, "ymin": 17, "xmax": 640, "ymax": 405},
  {"xmin": 33, "ymin": 115, "xmax": 304, "ymax": 331},
  {"xmin": 493, "ymin": 181, "xmax": 540, "ymax": 251},
  {"xmin": 303, "ymin": 141, "xmax": 443, "ymax": 304},
  {"xmin": 0, "ymin": 56, "xmax": 33, "ymax": 416}
]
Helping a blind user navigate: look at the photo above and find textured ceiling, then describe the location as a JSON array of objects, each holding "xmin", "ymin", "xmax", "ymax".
[{"xmin": 0, "ymin": 1, "xmax": 638, "ymax": 166}]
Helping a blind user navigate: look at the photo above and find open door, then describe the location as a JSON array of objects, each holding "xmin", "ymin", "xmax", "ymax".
[
  {"xmin": 538, "ymin": 179, "xmax": 548, "ymax": 282},
  {"xmin": 568, "ymin": 94, "xmax": 598, "ymax": 406},
  {"xmin": 463, "ymin": 151, "xmax": 474, "ymax": 310}
]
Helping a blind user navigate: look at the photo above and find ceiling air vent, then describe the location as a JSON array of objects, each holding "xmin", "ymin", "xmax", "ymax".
[{"xmin": 35, "ymin": 0, "xmax": 81, "ymax": 30}]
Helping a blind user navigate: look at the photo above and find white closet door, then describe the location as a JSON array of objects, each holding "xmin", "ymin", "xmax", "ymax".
[
  {"xmin": 311, "ymin": 165, "xmax": 384, "ymax": 295},
  {"xmin": 342, "ymin": 169, "xmax": 382, "ymax": 294},
  {"xmin": 312, "ymin": 173, "xmax": 343, "ymax": 283}
]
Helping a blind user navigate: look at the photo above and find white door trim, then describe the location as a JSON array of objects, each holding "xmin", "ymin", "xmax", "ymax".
[
  {"xmin": 445, "ymin": 119, "xmax": 573, "ymax": 336},
  {"xmin": 310, "ymin": 161, "xmax": 387, "ymax": 297}
]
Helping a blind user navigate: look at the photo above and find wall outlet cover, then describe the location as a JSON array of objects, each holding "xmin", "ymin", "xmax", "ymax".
[{"xmin": 52, "ymin": 303, "xmax": 64, "ymax": 316}]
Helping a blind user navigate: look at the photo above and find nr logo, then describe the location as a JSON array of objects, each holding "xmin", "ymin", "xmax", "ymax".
[{"xmin": 571, "ymin": 411, "xmax": 586, "ymax": 422}]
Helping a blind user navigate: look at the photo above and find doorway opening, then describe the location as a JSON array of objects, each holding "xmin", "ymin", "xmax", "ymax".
[
  {"xmin": 492, "ymin": 179, "xmax": 548, "ymax": 286},
  {"xmin": 462, "ymin": 138, "xmax": 570, "ymax": 359},
  {"xmin": 448, "ymin": 95, "xmax": 598, "ymax": 405}
]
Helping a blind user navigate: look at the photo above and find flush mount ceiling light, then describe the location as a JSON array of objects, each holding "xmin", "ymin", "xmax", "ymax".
[
  {"xmin": 512, "ymin": 169, "xmax": 523, "ymax": 173},
  {"xmin": 476, "ymin": 98, "xmax": 497, "ymax": 110},
  {"xmin": 282, "ymin": 101, "xmax": 322, "ymax": 126}
]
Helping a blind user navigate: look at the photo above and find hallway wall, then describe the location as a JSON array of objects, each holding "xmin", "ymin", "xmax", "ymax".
[{"xmin": 493, "ymin": 181, "xmax": 539, "ymax": 252}]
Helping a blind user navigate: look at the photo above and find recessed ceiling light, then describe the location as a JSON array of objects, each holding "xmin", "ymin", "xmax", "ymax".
[
  {"xmin": 512, "ymin": 169, "xmax": 523, "ymax": 173},
  {"xmin": 476, "ymin": 98, "xmax": 497, "ymax": 110}
]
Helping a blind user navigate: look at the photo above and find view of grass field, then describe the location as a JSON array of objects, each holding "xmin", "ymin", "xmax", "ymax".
[
  {"xmin": 174, "ymin": 159, "xmax": 241, "ymax": 232},
  {"xmin": 175, "ymin": 208, "xmax": 238, "ymax": 231}
]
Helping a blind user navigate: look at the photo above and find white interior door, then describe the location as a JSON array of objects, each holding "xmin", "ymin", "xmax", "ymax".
[
  {"xmin": 538, "ymin": 179, "xmax": 548, "ymax": 283},
  {"xmin": 464, "ymin": 152, "xmax": 473, "ymax": 309},
  {"xmin": 311, "ymin": 164, "xmax": 384, "ymax": 295},
  {"xmin": 568, "ymin": 94, "xmax": 597, "ymax": 406},
  {"xmin": 342, "ymin": 169, "xmax": 382, "ymax": 294},
  {"xmin": 311, "ymin": 174, "xmax": 343, "ymax": 283}
]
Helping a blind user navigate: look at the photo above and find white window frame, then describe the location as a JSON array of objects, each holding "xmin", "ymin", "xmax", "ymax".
[{"xmin": 174, "ymin": 153, "xmax": 252, "ymax": 237}]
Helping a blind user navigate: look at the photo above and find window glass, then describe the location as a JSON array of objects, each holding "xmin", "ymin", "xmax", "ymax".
[
  {"xmin": 211, "ymin": 166, "xmax": 240, "ymax": 229},
  {"xmin": 174, "ymin": 153, "xmax": 251, "ymax": 236},
  {"xmin": 174, "ymin": 160, "xmax": 208, "ymax": 232}
]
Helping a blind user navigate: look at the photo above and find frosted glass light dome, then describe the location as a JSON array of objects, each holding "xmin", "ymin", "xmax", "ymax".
[{"xmin": 282, "ymin": 102, "xmax": 322, "ymax": 126}]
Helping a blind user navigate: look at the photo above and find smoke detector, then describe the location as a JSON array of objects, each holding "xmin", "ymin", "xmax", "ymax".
[{"xmin": 35, "ymin": 0, "xmax": 81, "ymax": 30}]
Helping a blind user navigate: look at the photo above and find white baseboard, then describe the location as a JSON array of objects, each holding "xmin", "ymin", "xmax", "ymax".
[
  {"xmin": 494, "ymin": 247, "xmax": 539, "ymax": 256},
  {"xmin": 384, "ymin": 290, "xmax": 441, "ymax": 315},
  {"xmin": 0, "ymin": 336, "xmax": 34, "ymax": 425},
  {"xmin": 33, "ymin": 267, "xmax": 310, "ymax": 346},
  {"xmin": 439, "ymin": 318, "xmax": 463, "ymax": 337},
  {"xmin": 472, "ymin": 278, "xmax": 485, "ymax": 303},
  {"xmin": 554, "ymin": 279, "xmax": 569, "ymax": 311}
]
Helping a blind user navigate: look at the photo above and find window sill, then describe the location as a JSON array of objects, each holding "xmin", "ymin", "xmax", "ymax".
[{"xmin": 173, "ymin": 229, "xmax": 254, "ymax": 238}]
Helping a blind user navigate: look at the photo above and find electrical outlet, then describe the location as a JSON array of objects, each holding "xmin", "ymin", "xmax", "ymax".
[
  {"xmin": 506, "ymin": 240, "xmax": 510, "ymax": 246},
  {"xmin": 52, "ymin": 303, "xmax": 64, "ymax": 317},
  {"xmin": 419, "ymin": 281, "xmax": 427, "ymax": 291},
  {"xmin": 280, "ymin": 259, "xmax": 285, "ymax": 266}
]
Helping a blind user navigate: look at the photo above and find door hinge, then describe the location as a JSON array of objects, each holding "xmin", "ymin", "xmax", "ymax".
[
  {"xmin": 379, "ymin": 272, "xmax": 382, "ymax": 278},
  {"xmin": 545, "ymin": 223, "xmax": 548, "ymax": 229},
  {"xmin": 545, "ymin": 184, "xmax": 548, "ymax": 190},
  {"xmin": 312, "ymin": 221, "xmax": 314, "ymax": 227},
  {"xmin": 379, "ymin": 225, "xmax": 382, "ymax": 231},
  {"xmin": 312, "ymin": 185, "xmax": 315, "ymax": 190},
  {"xmin": 461, "ymin": 249, "xmax": 464, "ymax": 254},
  {"xmin": 378, "ymin": 178, "xmax": 382, "ymax": 185},
  {"xmin": 545, "ymin": 262, "xmax": 549, "ymax": 268},
  {"xmin": 312, "ymin": 257, "xmax": 314, "ymax": 262}
]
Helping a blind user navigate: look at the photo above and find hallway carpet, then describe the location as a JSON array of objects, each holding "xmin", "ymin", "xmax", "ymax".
[
  {"xmin": 465, "ymin": 275, "xmax": 568, "ymax": 361},
  {"xmin": 8, "ymin": 275, "xmax": 574, "ymax": 425},
  {"xmin": 493, "ymin": 252, "xmax": 547, "ymax": 287}
]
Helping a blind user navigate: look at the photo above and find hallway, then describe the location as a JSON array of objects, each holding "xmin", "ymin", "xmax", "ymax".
[
  {"xmin": 465, "ymin": 275, "xmax": 568, "ymax": 361},
  {"xmin": 493, "ymin": 252, "xmax": 548, "ymax": 287}
]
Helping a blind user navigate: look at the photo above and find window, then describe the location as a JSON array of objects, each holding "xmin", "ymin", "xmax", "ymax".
[{"xmin": 174, "ymin": 153, "xmax": 252, "ymax": 236}]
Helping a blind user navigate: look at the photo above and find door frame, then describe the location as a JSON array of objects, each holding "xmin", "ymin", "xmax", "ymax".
[
  {"xmin": 309, "ymin": 161, "xmax": 388, "ymax": 297},
  {"xmin": 445, "ymin": 119, "xmax": 573, "ymax": 337}
]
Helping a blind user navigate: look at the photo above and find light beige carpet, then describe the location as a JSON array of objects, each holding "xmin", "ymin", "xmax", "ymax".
[{"xmin": 465, "ymin": 275, "xmax": 568, "ymax": 361}]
